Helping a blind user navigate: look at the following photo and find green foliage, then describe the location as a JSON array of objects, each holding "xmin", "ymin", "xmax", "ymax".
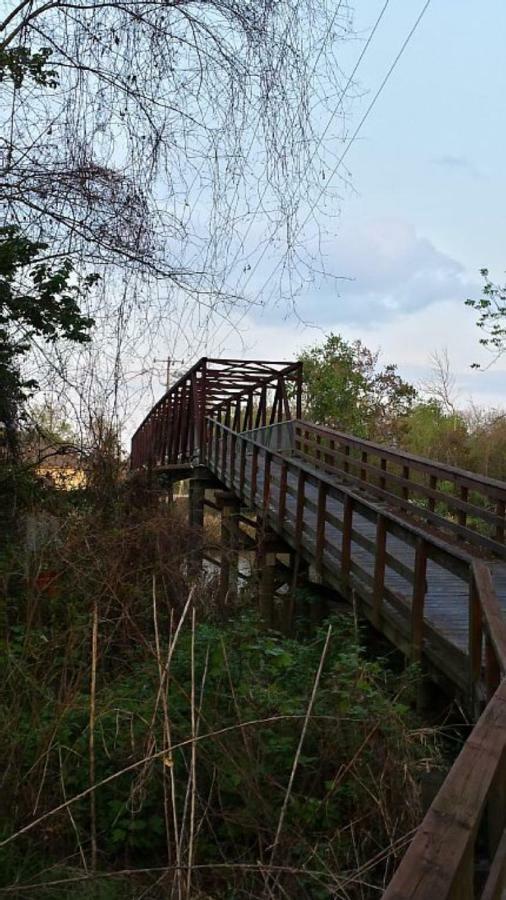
[
  {"xmin": 0, "ymin": 226, "xmax": 96, "ymax": 342},
  {"xmin": 297, "ymin": 331, "xmax": 505, "ymax": 479},
  {"xmin": 299, "ymin": 332, "xmax": 416, "ymax": 440},
  {"xmin": 0, "ymin": 225, "xmax": 96, "ymax": 461},
  {"xmin": 0, "ymin": 46, "xmax": 57, "ymax": 88},
  {"xmin": 466, "ymin": 268, "xmax": 506, "ymax": 366},
  {"xmin": 0, "ymin": 492, "xmax": 446, "ymax": 897},
  {"xmin": 466, "ymin": 412, "xmax": 506, "ymax": 480},
  {"xmin": 0, "ymin": 593, "xmax": 437, "ymax": 897},
  {"xmin": 402, "ymin": 400, "xmax": 469, "ymax": 467}
]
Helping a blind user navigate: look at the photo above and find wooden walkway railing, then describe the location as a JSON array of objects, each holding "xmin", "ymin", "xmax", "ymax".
[
  {"xmin": 131, "ymin": 358, "xmax": 506, "ymax": 899},
  {"xmin": 294, "ymin": 421, "xmax": 506, "ymax": 557}
]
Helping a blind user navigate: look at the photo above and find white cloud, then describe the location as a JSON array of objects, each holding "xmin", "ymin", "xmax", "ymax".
[
  {"xmin": 287, "ymin": 218, "xmax": 478, "ymax": 326},
  {"xmin": 220, "ymin": 298, "xmax": 505, "ymax": 413}
]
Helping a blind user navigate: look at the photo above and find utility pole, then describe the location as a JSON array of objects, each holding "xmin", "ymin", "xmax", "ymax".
[{"xmin": 154, "ymin": 357, "xmax": 184, "ymax": 391}]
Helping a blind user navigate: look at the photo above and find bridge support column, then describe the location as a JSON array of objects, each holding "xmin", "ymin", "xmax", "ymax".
[
  {"xmin": 278, "ymin": 552, "xmax": 310, "ymax": 634},
  {"xmin": 254, "ymin": 523, "xmax": 281, "ymax": 627},
  {"xmin": 216, "ymin": 493, "xmax": 241, "ymax": 606},
  {"xmin": 258, "ymin": 550, "xmax": 276, "ymax": 627},
  {"xmin": 188, "ymin": 476, "xmax": 205, "ymax": 574},
  {"xmin": 161, "ymin": 479, "xmax": 174, "ymax": 505}
]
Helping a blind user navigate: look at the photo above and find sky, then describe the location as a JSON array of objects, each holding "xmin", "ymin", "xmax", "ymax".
[{"xmin": 216, "ymin": 0, "xmax": 506, "ymax": 410}]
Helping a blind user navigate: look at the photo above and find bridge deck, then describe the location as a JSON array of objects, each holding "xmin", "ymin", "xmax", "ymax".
[{"xmin": 206, "ymin": 428, "xmax": 506, "ymax": 699}]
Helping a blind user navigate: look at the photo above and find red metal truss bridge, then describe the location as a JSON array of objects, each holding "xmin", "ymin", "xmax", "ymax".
[{"xmin": 131, "ymin": 357, "xmax": 506, "ymax": 900}]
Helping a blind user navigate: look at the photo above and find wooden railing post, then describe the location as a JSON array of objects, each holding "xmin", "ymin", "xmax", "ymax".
[
  {"xmin": 344, "ymin": 444, "xmax": 350, "ymax": 474},
  {"xmin": 372, "ymin": 515, "xmax": 387, "ymax": 628},
  {"xmin": 239, "ymin": 439, "xmax": 246, "ymax": 497},
  {"xmin": 251, "ymin": 445, "xmax": 259, "ymax": 507},
  {"xmin": 230, "ymin": 432, "xmax": 237, "ymax": 489},
  {"xmin": 496, "ymin": 500, "xmax": 505, "ymax": 543},
  {"xmin": 428, "ymin": 475, "xmax": 437, "ymax": 513},
  {"xmin": 315, "ymin": 481, "xmax": 326, "ymax": 575},
  {"xmin": 278, "ymin": 460, "xmax": 288, "ymax": 531},
  {"xmin": 485, "ymin": 634, "xmax": 501, "ymax": 701},
  {"xmin": 263, "ymin": 451, "xmax": 272, "ymax": 511},
  {"xmin": 360, "ymin": 450, "xmax": 368, "ymax": 482},
  {"xmin": 205, "ymin": 418, "xmax": 214, "ymax": 466},
  {"xmin": 221, "ymin": 425, "xmax": 228, "ymax": 477},
  {"xmin": 487, "ymin": 749, "xmax": 506, "ymax": 865},
  {"xmin": 214, "ymin": 417, "xmax": 220, "ymax": 467},
  {"xmin": 452, "ymin": 852, "xmax": 474, "ymax": 900},
  {"xmin": 458, "ymin": 485, "xmax": 469, "ymax": 529},
  {"xmin": 295, "ymin": 469, "xmax": 306, "ymax": 551},
  {"xmin": 341, "ymin": 495, "xmax": 353, "ymax": 579},
  {"xmin": 402, "ymin": 464, "xmax": 410, "ymax": 507},
  {"xmin": 411, "ymin": 537, "xmax": 428, "ymax": 662}
]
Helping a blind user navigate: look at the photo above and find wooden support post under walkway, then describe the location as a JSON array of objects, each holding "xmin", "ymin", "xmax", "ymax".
[
  {"xmin": 188, "ymin": 475, "xmax": 205, "ymax": 574},
  {"xmin": 216, "ymin": 492, "xmax": 241, "ymax": 606},
  {"xmin": 257, "ymin": 547, "xmax": 277, "ymax": 628},
  {"xmin": 255, "ymin": 523, "xmax": 283, "ymax": 628}
]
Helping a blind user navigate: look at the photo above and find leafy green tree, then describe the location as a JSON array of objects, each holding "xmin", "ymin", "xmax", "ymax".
[
  {"xmin": 299, "ymin": 333, "xmax": 416, "ymax": 440},
  {"xmin": 401, "ymin": 400, "xmax": 469, "ymax": 468},
  {"xmin": 0, "ymin": 225, "xmax": 96, "ymax": 457},
  {"xmin": 466, "ymin": 269, "xmax": 506, "ymax": 366},
  {"xmin": 0, "ymin": 46, "xmax": 56, "ymax": 87}
]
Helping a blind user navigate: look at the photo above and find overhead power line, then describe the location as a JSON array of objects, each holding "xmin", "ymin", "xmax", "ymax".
[
  {"xmin": 234, "ymin": 0, "xmax": 392, "ymax": 302},
  {"xmin": 222, "ymin": 0, "xmax": 433, "ymax": 348}
]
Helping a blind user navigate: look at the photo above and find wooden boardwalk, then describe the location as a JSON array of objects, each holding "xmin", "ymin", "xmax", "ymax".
[
  {"xmin": 131, "ymin": 358, "xmax": 506, "ymax": 899},
  {"xmin": 204, "ymin": 421, "xmax": 506, "ymax": 698}
]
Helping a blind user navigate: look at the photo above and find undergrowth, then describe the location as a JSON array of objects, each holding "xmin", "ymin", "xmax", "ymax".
[{"xmin": 0, "ymin": 489, "xmax": 443, "ymax": 899}]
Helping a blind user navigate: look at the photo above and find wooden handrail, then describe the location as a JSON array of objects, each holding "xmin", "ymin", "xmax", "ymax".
[
  {"xmin": 204, "ymin": 418, "xmax": 473, "ymax": 577},
  {"xmin": 383, "ymin": 681, "xmax": 506, "ymax": 899},
  {"xmin": 295, "ymin": 419, "xmax": 506, "ymax": 495},
  {"xmin": 294, "ymin": 420, "xmax": 506, "ymax": 556}
]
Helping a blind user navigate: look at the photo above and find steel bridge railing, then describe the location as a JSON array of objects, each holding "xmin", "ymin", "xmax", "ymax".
[{"xmin": 130, "ymin": 357, "xmax": 302, "ymax": 470}]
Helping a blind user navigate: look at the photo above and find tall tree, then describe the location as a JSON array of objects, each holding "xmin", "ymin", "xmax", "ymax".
[
  {"xmin": 299, "ymin": 333, "xmax": 416, "ymax": 441},
  {"xmin": 0, "ymin": 0, "xmax": 355, "ymax": 422},
  {"xmin": 0, "ymin": 224, "xmax": 95, "ymax": 457}
]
